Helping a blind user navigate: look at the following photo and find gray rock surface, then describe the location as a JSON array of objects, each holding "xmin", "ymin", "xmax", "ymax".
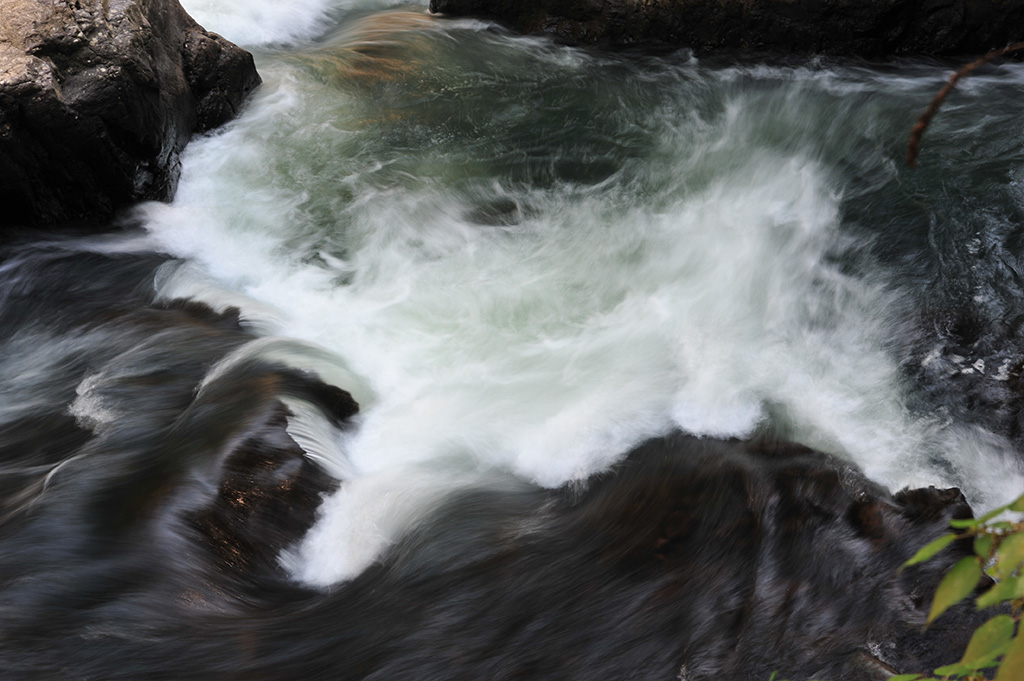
[
  {"xmin": 0, "ymin": 0, "xmax": 261, "ymax": 229},
  {"xmin": 429, "ymin": 0, "xmax": 1024, "ymax": 56}
]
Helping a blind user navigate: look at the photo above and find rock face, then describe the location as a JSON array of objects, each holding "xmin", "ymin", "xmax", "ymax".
[
  {"xmin": 429, "ymin": 0, "xmax": 1024, "ymax": 55},
  {"xmin": 0, "ymin": 0, "xmax": 261, "ymax": 229}
]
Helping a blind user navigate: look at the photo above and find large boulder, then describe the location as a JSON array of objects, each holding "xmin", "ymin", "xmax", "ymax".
[
  {"xmin": 429, "ymin": 0, "xmax": 1024, "ymax": 55},
  {"xmin": 0, "ymin": 0, "xmax": 261, "ymax": 229}
]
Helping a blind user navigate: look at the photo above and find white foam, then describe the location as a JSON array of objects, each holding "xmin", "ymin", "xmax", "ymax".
[
  {"xmin": 179, "ymin": 0, "xmax": 410, "ymax": 47},
  {"xmin": 282, "ymin": 398, "xmax": 359, "ymax": 480},
  {"xmin": 280, "ymin": 466, "xmax": 490, "ymax": 584},
  {"xmin": 139, "ymin": 19, "xmax": 1023, "ymax": 583},
  {"xmin": 68, "ymin": 373, "xmax": 121, "ymax": 433}
]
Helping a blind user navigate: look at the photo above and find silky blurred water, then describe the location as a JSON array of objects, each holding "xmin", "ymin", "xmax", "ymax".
[{"xmin": 135, "ymin": 1, "xmax": 1024, "ymax": 583}]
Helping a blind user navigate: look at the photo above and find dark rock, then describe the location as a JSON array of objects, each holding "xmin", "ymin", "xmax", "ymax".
[
  {"xmin": 429, "ymin": 0, "xmax": 1024, "ymax": 56},
  {"xmin": 309, "ymin": 434, "xmax": 984, "ymax": 681},
  {"xmin": 0, "ymin": 0, "xmax": 261, "ymax": 229},
  {"xmin": 124, "ymin": 434, "xmax": 978, "ymax": 681},
  {"xmin": 187, "ymin": 402, "xmax": 342, "ymax": 582},
  {"xmin": 0, "ymin": 414, "xmax": 991, "ymax": 679}
]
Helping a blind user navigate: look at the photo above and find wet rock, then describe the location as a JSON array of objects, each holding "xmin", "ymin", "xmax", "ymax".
[
  {"xmin": 0, "ymin": 0, "xmax": 261, "ymax": 229},
  {"xmin": 0, "ymin": 423, "xmax": 991, "ymax": 679},
  {"xmin": 187, "ymin": 402, "xmax": 342, "ymax": 581},
  {"xmin": 235, "ymin": 434, "xmax": 989, "ymax": 681},
  {"xmin": 429, "ymin": 0, "xmax": 1024, "ymax": 56},
  {"xmin": 184, "ymin": 366, "xmax": 357, "ymax": 583}
]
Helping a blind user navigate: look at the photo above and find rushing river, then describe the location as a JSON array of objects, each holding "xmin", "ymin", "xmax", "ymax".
[
  {"xmin": 157, "ymin": 0, "xmax": 1024, "ymax": 578},
  {"xmin": 3, "ymin": 0, "xmax": 1024, "ymax": 678}
]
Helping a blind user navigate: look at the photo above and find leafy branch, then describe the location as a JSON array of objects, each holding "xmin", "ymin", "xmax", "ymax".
[{"xmin": 892, "ymin": 492, "xmax": 1024, "ymax": 680}]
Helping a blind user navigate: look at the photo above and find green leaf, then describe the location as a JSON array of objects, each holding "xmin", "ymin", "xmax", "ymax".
[
  {"xmin": 888, "ymin": 675, "xmax": 924, "ymax": 681},
  {"xmin": 951, "ymin": 505, "xmax": 1008, "ymax": 529},
  {"xmin": 903, "ymin": 533, "xmax": 957, "ymax": 570},
  {"xmin": 995, "ymin": 533, "xmax": 1024, "ymax": 580},
  {"xmin": 934, "ymin": 661, "xmax": 973, "ymax": 676},
  {"xmin": 996, "ymin": 631, "xmax": 1024, "ymax": 681},
  {"xmin": 950, "ymin": 518, "xmax": 983, "ymax": 529},
  {"xmin": 959, "ymin": 615, "xmax": 1015, "ymax": 668},
  {"xmin": 1008, "ymin": 493, "xmax": 1024, "ymax": 513},
  {"xmin": 975, "ymin": 534, "xmax": 994, "ymax": 558},
  {"xmin": 928, "ymin": 556, "xmax": 982, "ymax": 624},
  {"xmin": 975, "ymin": 574, "xmax": 1024, "ymax": 610}
]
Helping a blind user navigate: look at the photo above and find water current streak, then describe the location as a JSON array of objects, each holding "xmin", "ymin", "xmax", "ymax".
[{"xmin": 2, "ymin": 2, "xmax": 1024, "ymax": 679}]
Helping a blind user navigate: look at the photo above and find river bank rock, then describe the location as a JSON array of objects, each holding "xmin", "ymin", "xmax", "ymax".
[
  {"xmin": 0, "ymin": 0, "xmax": 261, "ymax": 229},
  {"xmin": 429, "ymin": 0, "xmax": 1024, "ymax": 55}
]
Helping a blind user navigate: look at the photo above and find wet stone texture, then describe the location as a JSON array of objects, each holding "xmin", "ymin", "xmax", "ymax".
[{"xmin": 0, "ymin": 0, "xmax": 261, "ymax": 230}]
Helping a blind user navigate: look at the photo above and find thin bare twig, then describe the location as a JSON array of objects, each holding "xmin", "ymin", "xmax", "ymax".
[{"xmin": 906, "ymin": 41, "xmax": 1024, "ymax": 168}]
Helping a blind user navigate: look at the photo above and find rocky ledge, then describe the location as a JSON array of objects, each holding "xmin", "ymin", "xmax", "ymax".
[
  {"xmin": 0, "ymin": 0, "xmax": 261, "ymax": 229},
  {"xmin": 429, "ymin": 0, "xmax": 1024, "ymax": 55}
]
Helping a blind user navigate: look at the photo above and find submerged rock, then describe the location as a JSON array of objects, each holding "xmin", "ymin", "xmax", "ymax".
[
  {"xmin": 429, "ymin": 0, "xmax": 1024, "ymax": 56},
  {"xmin": 187, "ymin": 376, "xmax": 357, "ymax": 584},
  {"xmin": 0, "ymin": 0, "xmax": 261, "ymax": 229},
  {"xmin": 287, "ymin": 434, "xmax": 982, "ymax": 681},
  {"xmin": 0, "ymin": 425, "xmax": 990, "ymax": 680}
]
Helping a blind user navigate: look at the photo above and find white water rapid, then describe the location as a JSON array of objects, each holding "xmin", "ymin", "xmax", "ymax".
[{"xmin": 138, "ymin": 0, "xmax": 1024, "ymax": 585}]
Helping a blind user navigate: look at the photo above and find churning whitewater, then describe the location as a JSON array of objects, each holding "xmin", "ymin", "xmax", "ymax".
[
  {"xmin": 5, "ymin": 2, "xmax": 1024, "ymax": 678},
  {"xmin": 140, "ymin": 0, "xmax": 1024, "ymax": 584}
]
